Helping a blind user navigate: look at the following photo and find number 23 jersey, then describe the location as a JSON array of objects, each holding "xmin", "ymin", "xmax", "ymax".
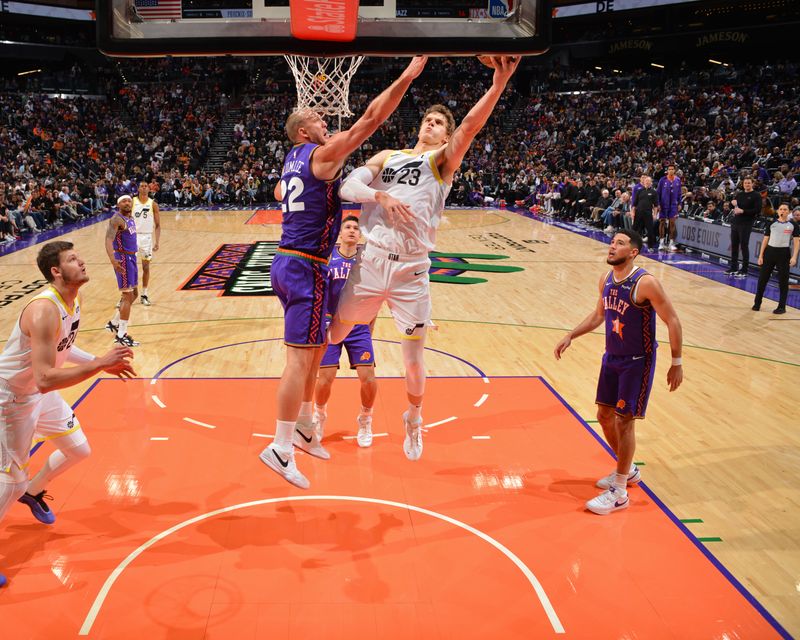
[
  {"xmin": 360, "ymin": 150, "xmax": 451, "ymax": 255},
  {"xmin": 278, "ymin": 143, "xmax": 342, "ymax": 260}
]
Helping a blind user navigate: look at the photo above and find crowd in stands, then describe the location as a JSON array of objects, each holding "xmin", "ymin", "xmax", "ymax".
[{"xmin": 1, "ymin": 56, "xmax": 799, "ymax": 245}]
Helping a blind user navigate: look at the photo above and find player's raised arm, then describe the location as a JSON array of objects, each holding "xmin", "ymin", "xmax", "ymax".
[
  {"xmin": 313, "ymin": 56, "xmax": 427, "ymax": 172},
  {"xmin": 637, "ymin": 275, "xmax": 683, "ymax": 391},
  {"xmin": 435, "ymin": 56, "xmax": 520, "ymax": 182}
]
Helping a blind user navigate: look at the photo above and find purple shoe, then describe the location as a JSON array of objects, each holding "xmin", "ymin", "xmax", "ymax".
[{"xmin": 18, "ymin": 491, "xmax": 56, "ymax": 525}]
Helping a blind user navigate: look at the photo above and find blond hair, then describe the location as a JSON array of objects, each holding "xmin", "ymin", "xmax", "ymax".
[{"xmin": 285, "ymin": 108, "xmax": 318, "ymax": 143}]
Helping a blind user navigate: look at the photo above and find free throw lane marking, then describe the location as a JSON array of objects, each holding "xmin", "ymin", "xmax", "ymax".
[
  {"xmin": 425, "ymin": 416, "xmax": 457, "ymax": 428},
  {"xmin": 151, "ymin": 395, "xmax": 166, "ymax": 409},
  {"xmin": 78, "ymin": 495, "xmax": 565, "ymax": 635}
]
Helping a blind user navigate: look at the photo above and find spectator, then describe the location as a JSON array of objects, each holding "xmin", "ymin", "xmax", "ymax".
[{"xmin": 726, "ymin": 177, "xmax": 762, "ymax": 277}]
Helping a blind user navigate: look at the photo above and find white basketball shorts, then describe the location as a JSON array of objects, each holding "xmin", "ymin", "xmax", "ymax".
[
  {"xmin": 137, "ymin": 233, "xmax": 153, "ymax": 261},
  {"xmin": 335, "ymin": 243, "xmax": 431, "ymax": 339},
  {"xmin": 1, "ymin": 379, "xmax": 85, "ymax": 473}
]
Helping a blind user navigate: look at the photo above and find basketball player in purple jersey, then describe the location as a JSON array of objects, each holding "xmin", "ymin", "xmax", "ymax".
[
  {"xmin": 314, "ymin": 217, "xmax": 377, "ymax": 448},
  {"xmin": 554, "ymin": 229, "xmax": 683, "ymax": 515},
  {"xmin": 259, "ymin": 56, "xmax": 427, "ymax": 489},
  {"xmin": 104, "ymin": 195, "xmax": 139, "ymax": 347},
  {"xmin": 657, "ymin": 164, "xmax": 681, "ymax": 251}
]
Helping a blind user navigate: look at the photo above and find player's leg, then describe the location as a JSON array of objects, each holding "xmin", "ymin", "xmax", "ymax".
[
  {"xmin": 314, "ymin": 364, "xmax": 339, "ymax": 440},
  {"xmin": 113, "ymin": 254, "xmax": 140, "ymax": 346},
  {"xmin": 658, "ymin": 216, "xmax": 667, "ymax": 250},
  {"xmin": 20, "ymin": 395, "xmax": 90, "ymax": 525},
  {"xmin": 668, "ymin": 216, "xmax": 678, "ymax": 251},
  {"xmin": 139, "ymin": 234, "xmax": 152, "ymax": 305},
  {"xmin": 753, "ymin": 250, "xmax": 775, "ymax": 310},
  {"xmin": 774, "ymin": 249, "xmax": 790, "ymax": 312},
  {"xmin": 355, "ymin": 364, "xmax": 377, "ymax": 447},
  {"xmin": 293, "ymin": 344, "xmax": 330, "ymax": 459},
  {"xmin": 259, "ymin": 255, "xmax": 326, "ymax": 488},
  {"xmin": 342, "ymin": 325, "xmax": 377, "ymax": 447}
]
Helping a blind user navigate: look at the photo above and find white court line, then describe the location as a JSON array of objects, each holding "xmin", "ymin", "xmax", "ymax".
[
  {"xmin": 182, "ymin": 417, "xmax": 216, "ymax": 429},
  {"xmin": 474, "ymin": 393, "xmax": 489, "ymax": 407},
  {"xmin": 78, "ymin": 495, "xmax": 565, "ymax": 635},
  {"xmin": 149, "ymin": 437, "xmax": 169, "ymax": 441},
  {"xmin": 149, "ymin": 379, "xmax": 157, "ymax": 386},
  {"xmin": 341, "ymin": 432, "xmax": 389, "ymax": 440},
  {"xmin": 482, "ymin": 376, "xmax": 490, "ymax": 384},
  {"xmin": 472, "ymin": 436, "xmax": 491, "ymax": 440},
  {"xmin": 425, "ymin": 416, "xmax": 457, "ymax": 429},
  {"xmin": 151, "ymin": 395, "xmax": 166, "ymax": 409},
  {"xmin": 252, "ymin": 433, "xmax": 274, "ymax": 438}
]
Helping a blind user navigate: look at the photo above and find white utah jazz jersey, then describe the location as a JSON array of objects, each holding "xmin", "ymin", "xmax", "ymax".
[
  {"xmin": 0, "ymin": 287, "xmax": 81, "ymax": 395},
  {"xmin": 359, "ymin": 150, "xmax": 451, "ymax": 255},
  {"xmin": 133, "ymin": 196, "xmax": 155, "ymax": 234}
]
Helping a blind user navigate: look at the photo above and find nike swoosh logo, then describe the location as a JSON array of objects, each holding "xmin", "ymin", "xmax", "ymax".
[
  {"xmin": 296, "ymin": 429, "xmax": 313, "ymax": 444},
  {"xmin": 632, "ymin": 356, "xmax": 645, "ymax": 360},
  {"xmin": 272, "ymin": 450, "xmax": 289, "ymax": 468},
  {"xmin": 615, "ymin": 499, "xmax": 629, "ymax": 507},
  {"xmin": 414, "ymin": 270, "xmax": 427, "ymax": 276}
]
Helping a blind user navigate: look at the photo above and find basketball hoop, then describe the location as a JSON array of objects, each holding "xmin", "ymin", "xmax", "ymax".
[{"xmin": 284, "ymin": 55, "xmax": 365, "ymax": 119}]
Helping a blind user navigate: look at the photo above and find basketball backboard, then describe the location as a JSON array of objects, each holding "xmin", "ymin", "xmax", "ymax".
[{"xmin": 97, "ymin": 0, "xmax": 550, "ymax": 57}]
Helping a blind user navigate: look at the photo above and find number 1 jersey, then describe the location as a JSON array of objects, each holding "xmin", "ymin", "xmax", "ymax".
[
  {"xmin": 359, "ymin": 150, "xmax": 451, "ymax": 255},
  {"xmin": 278, "ymin": 143, "xmax": 342, "ymax": 260}
]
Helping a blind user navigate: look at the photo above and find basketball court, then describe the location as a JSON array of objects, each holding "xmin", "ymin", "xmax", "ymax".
[
  {"xmin": 0, "ymin": 0, "xmax": 797, "ymax": 637},
  {"xmin": 1, "ymin": 206, "xmax": 796, "ymax": 638}
]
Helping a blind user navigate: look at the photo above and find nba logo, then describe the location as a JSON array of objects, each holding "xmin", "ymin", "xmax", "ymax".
[{"xmin": 489, "ymin": 0, "xmax": 511, "ymax": 18}]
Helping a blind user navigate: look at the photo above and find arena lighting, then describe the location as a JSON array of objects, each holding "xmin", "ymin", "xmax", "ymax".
[
  {"xmin": 595, "ymin": 66, "xmax": 602, "ymax": 70},
  {"xmin": 651, "ymin": 63, "xmax": 665, "ymax": 69},
  {"xmin": 708, "ymin": 59, "xmax": 723, "ymax": 64},
  {"xmin": 17, "ymin": 68, "xmax": 42, "ymax": 76}
]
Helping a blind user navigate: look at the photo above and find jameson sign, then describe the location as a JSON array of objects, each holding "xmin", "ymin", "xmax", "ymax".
[{"xmin": 696, "ymin": 31, "xmax": 749, "ymax": 47}]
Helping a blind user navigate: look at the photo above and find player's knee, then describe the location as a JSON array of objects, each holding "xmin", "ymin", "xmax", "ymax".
[{"xmin": 66, "ymin": 440, "xmax": 92, "ymax": 462}]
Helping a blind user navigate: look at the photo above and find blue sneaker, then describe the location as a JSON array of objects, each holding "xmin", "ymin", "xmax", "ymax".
[
  {"xmin": 0, "ymin": 573, "xmax": 6, "ymax": 587},
  {"xmin": 18, "ymin": 491, "xmax": 56, "ymax": 525}
]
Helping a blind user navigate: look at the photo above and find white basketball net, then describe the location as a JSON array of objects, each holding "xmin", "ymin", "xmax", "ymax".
[{"xmin": 284, "ymin": 55, "xmax": 365, "ymax": 119}]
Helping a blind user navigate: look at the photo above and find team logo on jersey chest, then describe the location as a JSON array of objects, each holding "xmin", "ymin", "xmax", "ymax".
[{"xmin": 381, "ymin": 159, "xmax": 424, "ymax": 184}]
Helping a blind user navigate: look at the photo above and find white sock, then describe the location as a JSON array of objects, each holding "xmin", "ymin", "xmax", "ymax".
[
  {"xmin": 314, "ymin": 403, "xmax": 327, "ymax": 418},
  {"xmin": 142, "ymin": 288, "xmax": 148, "ymax": 296},
  {"xmin": 407, "ymin": 404, "xmax": 422, "ymax": 421},
  {"xmin": 360, "ymin": 406, "xmax": 373, "ymax": 416},
  {"xmin": 111, "ymin": 309, "xmax": 121, "ymax": 325},
  {"xmin": 117, "ymin": 319, "xmax": 128, "ymax": 338},
  {"xmin": 274, "ymin": 420, "xmax": 295, "ymax": 450},
  {"xmin": 612, "ymin": 473, "xmax": 628, "ymax": 492}
]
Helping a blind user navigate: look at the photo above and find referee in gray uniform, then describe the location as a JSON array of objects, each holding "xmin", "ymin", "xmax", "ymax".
[{"xmin": 752, "ymin": 203, "xmax": 800, "ymax": 314}]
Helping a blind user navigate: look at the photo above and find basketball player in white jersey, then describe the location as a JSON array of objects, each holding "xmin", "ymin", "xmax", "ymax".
[
  {"xmin": 0, "ymin": 241, "xmax": 135, "ymax": 587},
  {"xmin": 132, "ymin": 181, "xmax": 161, "ymax": 306},
  {"xmin": 329, "ymin": 56, "xmax": 520, "ymax": 461}
]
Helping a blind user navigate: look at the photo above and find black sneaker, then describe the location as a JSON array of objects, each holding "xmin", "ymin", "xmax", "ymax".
[
  {"xmin": 751, "ymin": 304, "xmax": 761, "ymax": 311},
  {"xmin": 114, "ymin": 333, "xmax": 140, "ymax": 347},
  {"xmin": 723, "ymin": 268, "xmax": 738, "ymax": 275},
  {"xmin": 773, "ymin": 307, "xmax": 786, "ymax": 315},
  {"xmin": 734, "ymin": 270, "xmax": 748, "ymax": 278},
  {"xmin": 105, "ymin": 320, "xmax": 119, "ymax": 333},
  {"xmin": 141, "ymin": 295, "xmax": 151, "ymax": 306}
]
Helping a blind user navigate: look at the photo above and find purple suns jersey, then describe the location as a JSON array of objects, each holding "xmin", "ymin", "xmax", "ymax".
[
  {"xmin": 326, "ymin": 246, "xmax": 359, "ymax": 315},
  {"xmin": 113, "ymin": 214, "xmax": 137, "ymax": 253},
  {"xmin": 279, "ymin": 143, "xmax": 342, "ymax": 259},
  {"xmin": 603, "ymin": 267, "xmax": 658, "ymax": 356}
]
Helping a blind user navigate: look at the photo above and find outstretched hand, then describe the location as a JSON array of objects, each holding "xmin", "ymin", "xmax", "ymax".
[
  {"xmin": 402, "ymin": 56, "xmax": 429, "ymax": 81},
  {"xmin": 478, "ymin": 55, "xmax": 521, "ymax": 83},
  {"xmin": 377, "ymin": 191, "xmax": 415, "ymax": 225}
]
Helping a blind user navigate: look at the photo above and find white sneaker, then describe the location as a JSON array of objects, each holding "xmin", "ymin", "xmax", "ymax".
[
  {"xmin": 658, "ymin": 239, "xmax": 667, "ymax": 250},
  {"xmin": 141, "ymin": 294, "xmax": 151, "ymax": 306},
  {"xmin": 668, "ymin": 241, "xmax": 678, "ymax": 252},
  {"xmin": 293, "ymin": 420, "xmax": 330, "ymax": 460},
  {"xmin": 596, "ymin": 465, "xmax": 641, "ymax": 489},
  {"xmin": 314, "ymin": 412, "xmax": 327, "ymax": 441},
  {"xmin": 356, "ymin": 414, "xmax": 373, "ymax": 448},
  {"xmin": 604, "ymin": 225, "xmax": 615, "ymax": 233},
  {"xmin": 586, "ymin": 486, "xmax": 629, "ymax": 515},
  {"xmin": 403, "ymin": 411, "xmax": 423, "ymax": 461},
  {"xmin": 259, "ymin": 444, "xmax": 310, "ymax": 489}
]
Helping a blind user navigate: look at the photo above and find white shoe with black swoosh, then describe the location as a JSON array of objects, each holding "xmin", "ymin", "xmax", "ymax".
[
  {"xmin": 586, "ymin": 486, "xmax": 629, "ymax": 515},
  {"xmin": 293, "ymin": 420, "xmax": 331, "ymax": 460},
  {"xmin": 403, "ymin": 411, "xmax": 423, "ymax": 461},
  {"xmin": 259, "ymin": 443, "xmax": 310, "ymax": 489}
]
